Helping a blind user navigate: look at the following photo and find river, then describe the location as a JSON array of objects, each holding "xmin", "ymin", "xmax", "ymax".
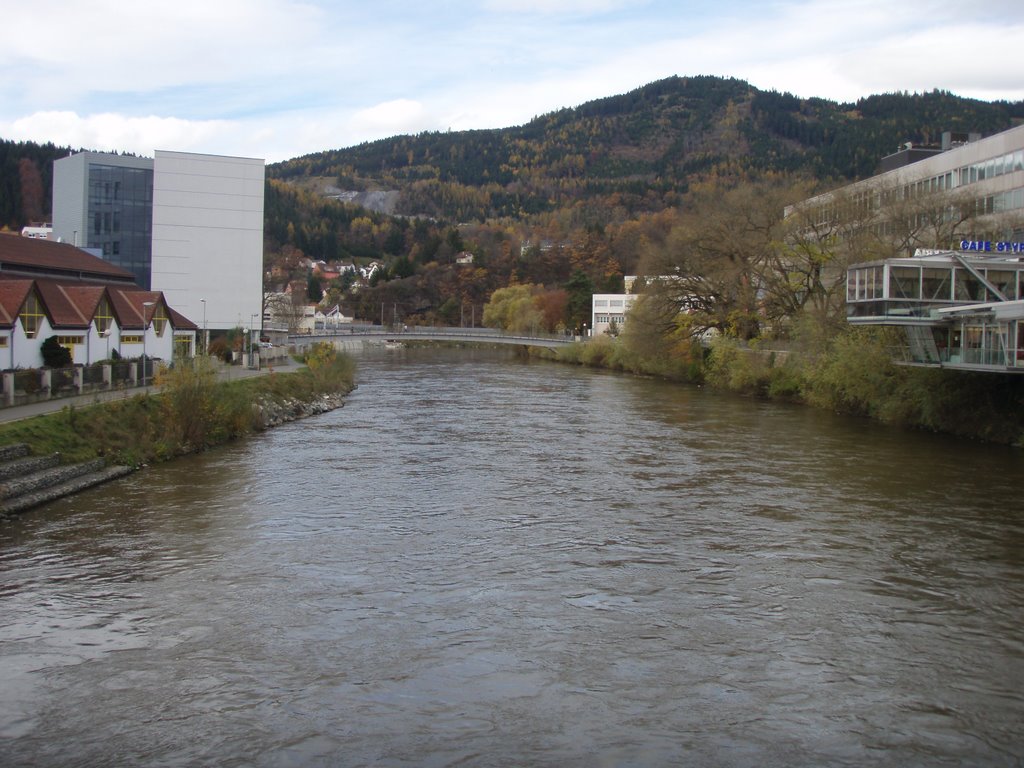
[{"xmin": 1, "ymin": 347, "xmax": 1022, "ymax": 767}]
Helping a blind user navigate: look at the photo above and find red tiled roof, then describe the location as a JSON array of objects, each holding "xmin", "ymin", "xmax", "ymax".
[
  {"xmin": 0, "ymin": 276, "xmax": 196, "ymax": 332},
  {"xmin": 0, "ymin": 233, "xmax": 136, "ymax": 283},
  {"xmin": 0, "ymin": 280, "xmax": 33, "ymax": 327},
  {"xmin": 108, "ymin": 288, "xmax": 156, "ymax": 330},
  {"xmin": 35, "ymin": 282, "xmax": 97, "ymax": 328},
  {"xmin": 166, "ymin": 305, "xmax": 198, "ymax": 331}
]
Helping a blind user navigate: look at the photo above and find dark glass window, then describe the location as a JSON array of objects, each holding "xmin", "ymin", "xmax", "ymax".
[
  {"xmin": 85, "ymin": 162, "xmax": 154, "ymax": 287},
  {"xmin": 889, "ymin": 267, "xmax": 920, "ymax": 299}
]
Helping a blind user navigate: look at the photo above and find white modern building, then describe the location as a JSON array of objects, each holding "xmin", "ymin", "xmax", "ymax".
[
  {"xmin": 788, "ymin": 125, "xmax": 1024, "ymax": 236},
  {"xmin": 591, "ymin": 293, "xmax": 637, "ymax": 336},
  {"xmin": 52, "ymin": 150, "xmax": 264, "ymax": 341},
  {"xmin": 150, "ymin": 151, "xmax": 265, "ymax": 340}
]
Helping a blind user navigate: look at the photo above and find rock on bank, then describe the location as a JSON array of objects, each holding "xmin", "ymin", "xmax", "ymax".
[{"xmin": 254, "ymin": 390, "xmax": 349, "ymax": 429}]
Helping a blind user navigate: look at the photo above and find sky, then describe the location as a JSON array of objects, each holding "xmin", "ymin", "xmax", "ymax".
[{"xmin": 2, "ymin": 0, "xmax": 1023, "ymax": 164}]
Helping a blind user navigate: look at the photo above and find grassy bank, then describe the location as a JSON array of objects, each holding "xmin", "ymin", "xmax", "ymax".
[
  {"xmin": 549, "ymin": 330, "xmax": 1024, "ymax": 446},
  {"xmin": 0, "ymin": 345, "xmax": 356, "ymax": 466}
]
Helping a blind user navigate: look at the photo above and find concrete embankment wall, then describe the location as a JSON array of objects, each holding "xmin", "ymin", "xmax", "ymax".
[{"xmin": 290, "ymin": 338, "xmax": 380, "ymax": 356}]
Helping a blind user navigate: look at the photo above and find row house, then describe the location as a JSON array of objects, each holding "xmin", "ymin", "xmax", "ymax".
[{"xmin": 0, "ymin": 234, "xmax": 196, "ymax": 369}]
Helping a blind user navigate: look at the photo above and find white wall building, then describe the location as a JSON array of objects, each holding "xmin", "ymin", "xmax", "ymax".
[
  {"xmin": 20, "ymin": 225, "xmax": 52, "ymax": 240},
  {"xmin": 151, "ymin": 151, "xmax": 265, "ymax": 339},
  {"xmin": 591, "ymin": 293, "xmax": 637, "ymax": 336},
  {"xmin": 52, "ymin": 149, "xmax": 265, "ymax": 340},
  {"xmin": 0, "ymin": 236, "xmax": 195, "ymax": 370},
  {"xmin": 787, "ymin": 125, "xmax": 1024, "ymax": 234}
]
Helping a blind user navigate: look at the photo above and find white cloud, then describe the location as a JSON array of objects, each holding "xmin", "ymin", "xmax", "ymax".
[
  {"xmin": 2, "ymin": 111, "xmax": 234, "ymax": 157},
  {"xmin": 482, "ymin": 0, "xmax": 638, "ymax": 13},
  {"xmin": 1, "ymin": 0, "xmax": 327, "ymax": 110},
  {"xmin": 0, "ymin": 0, "xmax": 1021, "ymax": 162},
  {"xmin": 350, "ymin": 100, "xmax": 431, "ymax": 138}
]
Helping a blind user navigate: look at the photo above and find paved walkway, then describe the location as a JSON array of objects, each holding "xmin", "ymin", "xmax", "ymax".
[{"xmin": 0, "ymin": 358, "xmax": 294, "ymax": 425}]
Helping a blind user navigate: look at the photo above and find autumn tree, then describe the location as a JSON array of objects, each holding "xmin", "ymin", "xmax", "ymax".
[
  {"xmin": 639, "ymin": 179, "xmax": 783, "ymax": 340},
  {"xmin": 534, "ymin": 288, "xmax": 569, "ymax": 332},
  {"xmin": 18, "ymin": 159, "xmax": 44, "ymax": 224},
  {"xmin": 482, "ymin": 284, "xmax": 544, "ymax": 333},
  {"xmin": 264, "ymin": 290, "xmax": 308, "ymax": 333}
]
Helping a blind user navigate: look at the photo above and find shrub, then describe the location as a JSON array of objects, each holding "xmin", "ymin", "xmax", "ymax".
[
  {"xmin": 801, "ymin": 328, "xmax": 903, "ymax": 418},
  {"xmin": 41, "ymin": 336, "xmax": 72, "ymax": 368},
  {"xmin": 154, "ymin": 357, "xmax": 221, "ymax": 450}
]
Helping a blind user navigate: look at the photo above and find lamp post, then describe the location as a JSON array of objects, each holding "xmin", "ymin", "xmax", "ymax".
[
  {"xmin": 250, "ymin": 313, "xmax": 259, "ymax": 368},
  {"xmin": 142, "ymin": 301, "xmax": 154, "ymax": 386},
  {"xmin": 200, "ymin": 299, "xmax": 207, "ymax": 356}
]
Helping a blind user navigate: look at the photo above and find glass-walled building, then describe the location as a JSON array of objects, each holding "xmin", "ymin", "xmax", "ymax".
[
  {"xmin": 53, "ymin": 153, "xmax": 154, "ymax": 288},
  {"xmin": 846, "ymin": 249, "xmax": 1024, "ymax": 370},
  {"xmin": 52, "ymin": 150, "xmax": 264, "ymax": 340}
]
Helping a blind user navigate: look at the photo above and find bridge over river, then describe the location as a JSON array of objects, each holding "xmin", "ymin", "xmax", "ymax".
[{"xmin": 288, "ymin": 325, "xmax": 578, "ymax": 351}]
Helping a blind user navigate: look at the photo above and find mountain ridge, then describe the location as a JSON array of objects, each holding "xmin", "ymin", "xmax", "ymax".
[{"xmin": 267, "ymin": 75, "xmax": 1024, "ymax": 224}]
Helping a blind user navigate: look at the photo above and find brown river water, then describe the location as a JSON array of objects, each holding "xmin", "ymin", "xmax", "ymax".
[{"xmin": 1, "ymin": 347, "xmax": 1022, "ymax": 767}]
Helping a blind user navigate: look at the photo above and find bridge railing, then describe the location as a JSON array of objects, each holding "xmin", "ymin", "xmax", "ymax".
[{"xmin": 290, "ymin": 324, "xmax": 576, "ymax": 345}]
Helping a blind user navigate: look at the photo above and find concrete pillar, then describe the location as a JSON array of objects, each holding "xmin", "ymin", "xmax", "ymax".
[
  {"xmin": 103, "ymin": 364, "xmax": 112, "ymax": 389},
  {"xmin": 41, "ymin": 369, "xmax": 52, "ymax": 399},
  {"xmin": 3, "ymin": 372, "xmax": 13, "ymax": 406}
]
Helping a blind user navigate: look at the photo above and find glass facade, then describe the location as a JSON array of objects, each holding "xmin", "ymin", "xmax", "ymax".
[
  {"xmin": 848, "ymin": 261, "xmax": 1024, "ymax": 320},
  {"xmin": 848, "ymin": 257, "xmax": 1024, "ymax": 369},
  {"xmin": 86, "ymin": 163, "xmax": 154, "ymax": 287}
]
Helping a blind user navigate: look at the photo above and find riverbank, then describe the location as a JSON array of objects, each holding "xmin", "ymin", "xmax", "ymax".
[
  {"xmin": 0, "ymin": 344, "xmax": 356, "ymax": 473},
  {"xmin": 543, "ymin": 331, "xmax": 1024, "ymax": 447}
]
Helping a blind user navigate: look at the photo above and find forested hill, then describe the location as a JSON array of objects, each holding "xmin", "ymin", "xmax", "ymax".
[
  {"xmin": 269, "ymin": 75, "xmax": 1024, "ymax": 224},
  {"xmin": 0, "ymin": 139, "xmax": 73, "ymax": 230}
]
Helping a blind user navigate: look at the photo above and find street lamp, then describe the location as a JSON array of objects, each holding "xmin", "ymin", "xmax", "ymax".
[
  {"xmin": 142, "ymin": 301, "xmax": 154, "ymax": 385},
  {"xmin": 250, "ymin": 313, "xmax": 259, "ymax": 368},
  {"xmin": 200, "ymin": 298, "xmax": 207, "ymax": 356}
]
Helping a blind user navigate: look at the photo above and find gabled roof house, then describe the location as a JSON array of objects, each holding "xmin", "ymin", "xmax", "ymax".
[{"xmin": 0, "ymin": 234, "xmax": 197, "ymax": 369}]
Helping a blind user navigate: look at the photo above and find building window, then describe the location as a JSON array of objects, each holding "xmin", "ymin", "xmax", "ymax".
[
  {"xmin": 174, "ymin": 335, "xmax": 192, "ymax": 359},
  {"xmin": 954, "ymin": 269, "xmax": 986, "ymax": 302},
  {"xmin": 0, "ymin": 337, "xmax": 8, "ymax": 348},
  {"xmin": 151, "ymin": 304, "xmax": 168, "ymax": 336},
  {"xmin": 120, "ymin": 334, "xmax": 143, "ymax": 344},
  {"xmin": 889, "ymin": 266, "xmax": 920, "ymax": 300},
  {"xmin": 19, "ymin": 292, "xmax": 45, "ymax": 338},
  {"xmin": 986, "ymin": 270, "xmax": 1015, "ymax": 301},
  {"xmin": 922, "ymin": 268, "xmax": 952, "ymax": 302},
  {"xmin": 95, "ymin": 297, "xmax": 114, "ymax": 334},
  {"xmin": 57, "ymin": 335, "xmax": 84, "ymax": 349}
]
